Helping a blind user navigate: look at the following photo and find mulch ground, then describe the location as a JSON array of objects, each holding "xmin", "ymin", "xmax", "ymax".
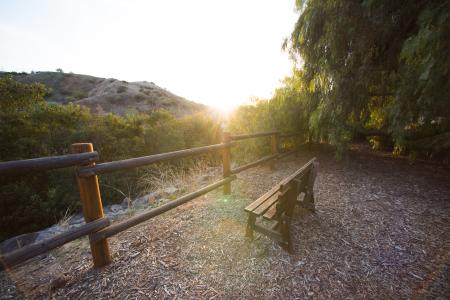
[{"xmin": 1, "ymin": 146, "xmax": 449, "ymax": 299}]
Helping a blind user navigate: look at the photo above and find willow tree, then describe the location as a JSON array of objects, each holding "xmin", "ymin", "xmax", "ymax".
[{"xmin": 285, "ymin": 0, "xmax": 450, "ymax": 155}]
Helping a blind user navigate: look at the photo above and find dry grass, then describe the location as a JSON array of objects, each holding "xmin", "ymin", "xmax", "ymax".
[
  {"xmin": 137, "ymin": 159, "xmax": 218, "ymax": 196},
  {"xmin": 56, "ymin": 208, "xmax": 74, "ymax": 229}
]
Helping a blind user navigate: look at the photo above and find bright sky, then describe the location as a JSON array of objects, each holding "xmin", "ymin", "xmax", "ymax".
[{"xmin": 0, "ymin": 0, "xmax": 298, "ymax": 110}]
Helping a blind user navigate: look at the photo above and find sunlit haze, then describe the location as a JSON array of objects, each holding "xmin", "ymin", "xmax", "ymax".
[{"xmin": 0, "ymin": 0, "xmax": 298, "ymax": 111}]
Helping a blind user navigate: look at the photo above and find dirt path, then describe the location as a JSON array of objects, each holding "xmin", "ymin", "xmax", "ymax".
[{"xmin": 2, "ymin": 148, "xmax": 449, "ymax": 299}]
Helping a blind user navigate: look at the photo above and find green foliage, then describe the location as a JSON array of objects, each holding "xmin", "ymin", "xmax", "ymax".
[
  {"xmin": 0, "ymin": 75, "xmax": 47, "ymax": 112},
  {"xmin": 229, "ymin": 1, "xmax": 448, "ymax": 158},
  {"xmin": 281, "ymin": 0, "xmax": 450, "ymax": 154},
  {"xmin": 0, "ymin": 97, "xmax": 91, "ymax": 240},
  {"xmin": 393, "ymin": 2, "xmax": 450, "ymax": 142},
  {"xmin": 0, "ymin": 78, "xmax": 221, "ymax": 240},
  {"xmin": 228, "ymin": 71, "xmax": 311, "ymax": 162}
]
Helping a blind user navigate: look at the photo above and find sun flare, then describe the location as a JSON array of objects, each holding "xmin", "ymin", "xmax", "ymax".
[{"xmin": 212, "ymin": 100, "xmax": 240, "ymax": 114}]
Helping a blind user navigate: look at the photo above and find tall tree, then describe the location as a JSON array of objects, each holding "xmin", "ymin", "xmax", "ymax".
[{"xmin": 284, "ymin": 0, "xmax": 450, "ymax": 155}]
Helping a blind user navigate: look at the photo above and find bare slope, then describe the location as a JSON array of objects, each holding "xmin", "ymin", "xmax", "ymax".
[{"xmin": 8, "ymin": 71, "xmax": 205, "ymax": 116}]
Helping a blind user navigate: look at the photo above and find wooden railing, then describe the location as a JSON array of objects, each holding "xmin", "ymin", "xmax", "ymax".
[{"xmin": 0, "ymin": 130, "xmax": 302, "ymax": 269}]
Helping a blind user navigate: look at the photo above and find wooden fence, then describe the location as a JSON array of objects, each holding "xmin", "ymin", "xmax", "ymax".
[{"xmin": 0, "ymin": 130, "xmax": 302, "ymax": 269}]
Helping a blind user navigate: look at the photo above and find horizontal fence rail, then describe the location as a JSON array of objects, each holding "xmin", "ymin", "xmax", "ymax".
[
  {"xmin": 0, "ymin": 152, "xmax": 98, "ymax": 177},
  {"xmin": 1, "ymin": 129, "xmax": 303, "ymax": 269},
  {"xmin": 1, "ymin": 218, "xmax": 110, "ymax": 269},
  {"xmin": 90, "ymin": 176, "xmax": 236, "ymax": 243},
  {"xmin": 77, "ymin": 143, "xmax": 234, "ymax": 177}
]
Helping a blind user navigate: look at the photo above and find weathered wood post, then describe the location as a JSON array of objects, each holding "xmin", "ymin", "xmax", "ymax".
[
  {"xmin": 270, "ymin": 131, "xmax": 279, "ymax": 169},
  {"xmin": 222, "ymin": 132, "xmax": 231, "ymax": 195},
  {"xmin": 71, "ymin": 143, "xmax": 111, "ymax": 267}
]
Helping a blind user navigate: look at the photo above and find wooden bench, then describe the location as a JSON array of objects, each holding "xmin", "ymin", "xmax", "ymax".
[{"xmin": 244, "ymin": 158, "xmax": 317, "ymax": 253}]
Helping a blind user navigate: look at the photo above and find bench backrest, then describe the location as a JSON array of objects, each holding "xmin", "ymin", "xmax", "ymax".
[
  {"xmin": 272, "ymin": 158, "xmax": 317, "ymax": 219},
  {"xmin": 244, "ymin": 158, "xmax": 317, "ymax": 219}
]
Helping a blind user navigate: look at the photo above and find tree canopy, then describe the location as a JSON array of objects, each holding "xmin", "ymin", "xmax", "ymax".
[
  {"xmin": 279, "ymin": 0, "xmax": 450, "ymax": 155},
  {"xmin": 0, "ymin": 75, "xmax": 46, "ymax": 112}
]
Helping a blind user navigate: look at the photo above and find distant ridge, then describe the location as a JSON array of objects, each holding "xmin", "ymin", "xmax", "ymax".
[{"xmin": 2, "ymin": 71, "xmax": 205, "ymax": 116}]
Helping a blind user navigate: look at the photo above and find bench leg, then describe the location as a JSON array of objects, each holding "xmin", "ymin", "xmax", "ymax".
[
  {"xmin": 303, "ymin": 191, "xmax": 315, "ymax": 212},
  {"xmin": 303, "ymin": 164, "xmax": 317, "ymax": 212},
  {"xmin": 279, "ymin": 215, "xmax": 293, "ymax": 253},
  {"xmin": 246, "ymin": 214, "xmax": 256, "ymax": 240}
]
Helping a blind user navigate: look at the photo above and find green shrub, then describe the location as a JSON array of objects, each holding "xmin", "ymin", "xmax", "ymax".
[{"xmin": 0, "ymin": 77, "xmax": 224, "ymax": 240}]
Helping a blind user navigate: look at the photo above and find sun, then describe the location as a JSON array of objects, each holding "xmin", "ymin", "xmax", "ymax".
[{"xmin": 210, "ymin": 100, "xmax": 241, "ymax": 115}]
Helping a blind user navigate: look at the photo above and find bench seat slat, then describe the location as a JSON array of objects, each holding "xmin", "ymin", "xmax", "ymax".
[
  {"xmin": 252, "ymin": 191, "xmax": 280, "ymax": 216},
  {"xmin": 244, "ymin": 186, "xmax": 278, "ymax": 212},
  {"xmin": 263, "ymin": 204, "xmax": 277, "ymax": 220}
]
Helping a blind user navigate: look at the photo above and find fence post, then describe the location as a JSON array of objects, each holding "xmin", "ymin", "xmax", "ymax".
[
  {"xmin": 71, "ymin": 143, "xmax": 111, "ymax": 267},
  {"xmin": 270, "ymin": 131, "xmax": 279, "ymax": 169},
  {"xmin": 222, "ymin": 132, "xmax": 231, "ymax": 195}
]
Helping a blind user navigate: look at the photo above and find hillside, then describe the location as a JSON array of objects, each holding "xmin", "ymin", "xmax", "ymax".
[{"xmin": 3, "ymin": 71, "xmax": 205, "ymax": 116}]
